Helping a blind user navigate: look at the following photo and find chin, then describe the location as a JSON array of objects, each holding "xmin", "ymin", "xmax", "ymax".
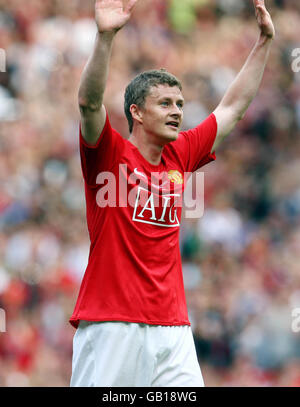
[
  {"xmin": 166, "ymin": 127, "xmax": 179, "ymax": 137},
  {"xmin": 156, "ymin": 130, "xmax": 179, "ymax": 145},
  {"xmin": 167, "ymin": 132, "xmax": 179, "ymax": 142},
  {"xmin": 159, "ymin": 135, "xmax": 178, "ymax": 145},
  {"xmin": 170, "ymin": 134, "xmax": 179, "ymax": 142}
]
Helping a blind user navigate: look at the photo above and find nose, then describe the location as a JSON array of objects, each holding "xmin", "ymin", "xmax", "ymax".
[{"xmin": 170, "ymin": 103, "xmax": 182, "ymax": 117}]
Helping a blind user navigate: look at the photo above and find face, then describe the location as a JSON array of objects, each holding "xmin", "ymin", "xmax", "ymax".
[{"xmin": 132, "ymin": 84, "xmax": 184, "ymax": 144}]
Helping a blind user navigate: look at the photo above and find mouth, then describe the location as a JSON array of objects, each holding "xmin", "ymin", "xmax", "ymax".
[{"xmin": 166, "ymin": 121, "xmax": 179, "ymax": 130}]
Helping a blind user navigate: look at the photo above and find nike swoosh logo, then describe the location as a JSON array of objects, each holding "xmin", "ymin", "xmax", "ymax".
[
  {"xmin": 134, "ymin": 168, "xmax": 147, "ymax": 179},
  {"xmin": 150, "ymin": 180, "xmax": 170, "ymax": 191}
]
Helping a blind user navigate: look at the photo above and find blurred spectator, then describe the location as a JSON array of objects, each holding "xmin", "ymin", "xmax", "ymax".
[{"xmin": 0, "ymin": 0, "xmax": 300, "ymax": 386}]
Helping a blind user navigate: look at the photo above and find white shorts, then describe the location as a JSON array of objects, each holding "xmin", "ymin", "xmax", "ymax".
[{"xmin": 70, "ymin": 321, "xmax": 204, "ymax": 387}]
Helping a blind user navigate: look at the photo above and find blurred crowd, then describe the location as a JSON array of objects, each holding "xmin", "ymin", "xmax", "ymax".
[{"xmin": 0, "ymin": 0, "xmax": 300, "ymax": 386}]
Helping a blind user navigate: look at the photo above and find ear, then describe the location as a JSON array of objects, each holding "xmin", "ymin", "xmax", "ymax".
[{"xmin": 130, "ymin": 104, "xmax": 143, "ymax": 125}]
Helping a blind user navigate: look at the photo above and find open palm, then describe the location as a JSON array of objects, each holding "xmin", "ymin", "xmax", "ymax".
[
  {"xmin": 95, "ymin": 0, "xmax": 138, "ymax": 33},
  {"xmin": 253, "ymin": 0, "xmax": 275, "ymax": 39}
]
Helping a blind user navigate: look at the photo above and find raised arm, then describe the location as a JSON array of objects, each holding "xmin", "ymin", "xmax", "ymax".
[
  {"xmin": 212, "ymin": 0, "xmax": 275, "ymax": 152},
  {"xmin": 79, "ymin": 0, "xmax": 138, "ymax": 145}
]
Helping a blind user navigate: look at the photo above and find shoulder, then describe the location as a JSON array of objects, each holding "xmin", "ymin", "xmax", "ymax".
[{"xmin": 80, "ymin": 112, "xmax": 124, "ymax": 150}]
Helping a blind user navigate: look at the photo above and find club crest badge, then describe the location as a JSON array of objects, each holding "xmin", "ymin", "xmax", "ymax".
[{"xmin": 168, "ymin": 170, "xmax": 183, "ymax": 185}]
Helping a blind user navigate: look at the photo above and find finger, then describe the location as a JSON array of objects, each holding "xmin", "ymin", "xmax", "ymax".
[
  {"xmin": 253, "ymin": 0, "xmax": 265, "ymax": 7},
  {"xmin": 255, "ymin": 4, "xmax": 269, "ymax": 17},
  {"xmin": 124, "ymin": 0, "xmax": 138, "ymax": 13}
]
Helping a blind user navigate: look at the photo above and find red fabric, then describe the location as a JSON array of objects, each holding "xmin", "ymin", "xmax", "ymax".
[{"xmin": 70, "ymin": 113, "xmax": 217, "ymax": 328}]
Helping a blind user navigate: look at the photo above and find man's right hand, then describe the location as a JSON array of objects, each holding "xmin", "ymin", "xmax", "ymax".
[
  {"xmin": 95, "ymin": 0, "xmax": 138, "ymax": 33},
  {"xmin": 79, "ymin": 0, "xmax": 138, "ymax": 146}
]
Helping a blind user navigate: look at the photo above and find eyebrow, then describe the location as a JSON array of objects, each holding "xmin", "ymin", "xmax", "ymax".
[{"xmin": 158, "ymin": 97, "xmax": 185, "ymax": 104}]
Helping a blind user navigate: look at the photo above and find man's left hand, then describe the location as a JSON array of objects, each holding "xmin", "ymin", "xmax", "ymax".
[{"xmin": 253, "ymin": 0, "xmax": 275, "ymax": 39}]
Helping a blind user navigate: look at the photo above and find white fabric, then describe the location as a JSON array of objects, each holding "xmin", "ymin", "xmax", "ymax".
[{"xmin": 70, "ymin": 321, "xmax": 204, "ymax": 387}]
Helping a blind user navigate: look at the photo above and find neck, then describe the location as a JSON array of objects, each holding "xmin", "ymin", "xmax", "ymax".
[{"xmin": 128, "ymin": 128, "xmax": 164, "ymax": 166}]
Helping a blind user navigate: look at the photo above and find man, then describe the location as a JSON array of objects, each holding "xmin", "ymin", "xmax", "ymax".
[{"xmin": 70, "ymin": 0, "xmax": 275, "ymax": 386}]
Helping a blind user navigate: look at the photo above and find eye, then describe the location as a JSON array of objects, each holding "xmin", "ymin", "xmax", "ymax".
[{"xmin": 161, "ymin": 101, "xmax": 169, "ymax": 106}]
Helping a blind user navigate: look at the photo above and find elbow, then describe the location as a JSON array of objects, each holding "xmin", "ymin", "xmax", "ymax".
[
  {"xmin": 236, "ymin": 109, "xmax": 247, "ymax": 122},
  {"xmin": 78, "ymin": 95, "xmax": 102, "ymax": 112},
  {"xmin": 236, "ymin": 101, "xmax": 253, "ymax": 122},
  {"xmin": 237, "ymin": 113, "xmax": 245, "ymax": 122},
  {"xmin": 78, "ymin": 93, "xmax": 88, "ymax": 108}
]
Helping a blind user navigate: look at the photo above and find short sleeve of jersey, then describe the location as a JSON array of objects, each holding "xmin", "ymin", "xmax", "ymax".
[
  {"xmin": 79, "ymin": 113, "xmax": 124, "ymax": 188},
  {"xmin": 172, "ymin": 113, "xmax": 218, "ymax": 173}
]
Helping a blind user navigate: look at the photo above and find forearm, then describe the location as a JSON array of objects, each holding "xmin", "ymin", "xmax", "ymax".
[
  {"xmin": 219, "ymin": 34, "xmax": 273, "ymax": 119},
  {"xmin": 78, "ymin": 31, "xmax": 116, "ymax": 110}
]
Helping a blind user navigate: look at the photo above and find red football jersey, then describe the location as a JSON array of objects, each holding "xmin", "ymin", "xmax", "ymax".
[{"xmin": 70, "ymin": 113, "xmax": 217, "ymax": 328}]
